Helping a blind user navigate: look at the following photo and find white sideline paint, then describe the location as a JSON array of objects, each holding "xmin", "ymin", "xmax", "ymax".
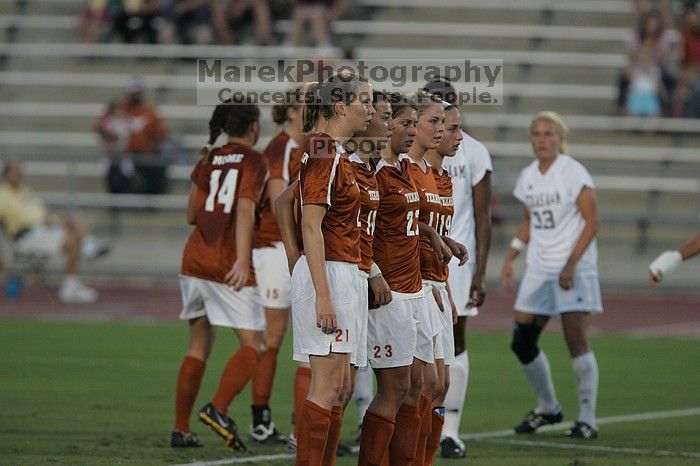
[
  {"xmin": 487, "ymin": 438, "xmax": 700, "ymax": 459},
  {"xmin": 173, "ymin": 407, "xmax": 700, "ymax": 466}
]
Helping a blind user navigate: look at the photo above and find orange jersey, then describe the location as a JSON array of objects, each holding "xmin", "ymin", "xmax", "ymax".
[
  {"xmin": 122, "ymin": 103, "xmax": 167, "ymax": 153},
  {"xmin": 349, "ymin": 154, "xmax": 380, "ymax": 274},
  {"xmin": 181, "ymin": 142, "xmax": 269, "ymax": 284},
  {"xmin": 406, "ymin": 156, "xmax": 444, "ymax": 282},
  {"xmin": 298, "ymin": 133, "xmax": 361, "ymax": 264},
  {"xmin": 372, "ymin": 157, "xmax": 422, "ymax": 293},
  {"xmin": 430, "ymin": 166, "xmax": 454, "ymax": 282},
  {"xmin": 255, "ymin": 131, "xmax": 300, "ymax": 248}
]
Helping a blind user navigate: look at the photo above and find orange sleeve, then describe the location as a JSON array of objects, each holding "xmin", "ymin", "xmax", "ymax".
[
  {"xmin": 264, "ymin": 136, "xmax": 286, "ymax": 180},
  {"xmin": 238, "ymin": 153, "xmax": 269, "ymax": 202}
]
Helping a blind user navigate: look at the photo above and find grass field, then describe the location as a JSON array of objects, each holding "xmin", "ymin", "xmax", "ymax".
[{"xmin": 1, "ymin": 318, "xmax": 699, "ymax": 466}]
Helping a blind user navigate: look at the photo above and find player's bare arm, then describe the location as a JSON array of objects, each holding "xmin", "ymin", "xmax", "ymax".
[
  {"xmin": 446, "ymin": 280, "xmax": 458, "ymax": 324},
  {"xmin": 501, "ymin": 205, "xmax": 530, "ymax": 293},
  {"xmin": 186, "ymin": 183, "xmax": 199, "ymax": 225},
  {"xmin": 368, "ymin": 263, "xmax": 392, "ymax": 307},
  {"xmin": 301, "ymin": 204, "xmax": 336, "ymax": 334},
  {"xmin": 442, "ymin": 236, "xmax": 468, "ymax": 266},
  {"xmin": 266, "ymin": 178, "xmax": 288, "ymax": 216},
  {"xmin": 560, "ymin": 187, "xmax": 599, "ymax": 290},
  {"xmin": 274, "ymin": 180, "xmax": 301, "ymax": 274},
  {"xmin": 224, "ymin": 197, "xmax": 256, "ymax": 290},
  {"xmin": 419, "ymin": 222, "xmax": 453, "ymax": 265},
  {"xmin": 469, "ymin": 171, "xmax": 492, "ymax": 307}
]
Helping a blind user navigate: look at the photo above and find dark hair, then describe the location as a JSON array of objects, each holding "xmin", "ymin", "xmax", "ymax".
[
  {"xmin": 302, "ymin": 82, "xmax": 322, "ymax": 133},
  {"xmin": 423, "ymin": 78, "xmax": 457, "ymax": 105},
  {"xmin": 387, "ymin": 92, "xmax": 417, "ymax": 119},
  {"xmin": 638, "ymin": 11, "xmax": 663, "ymax": 41},
  {"xmin": 224, "ymin": 96, "xmax": 260, "ymax": 137},
  {"xmin": 407, "ymin": 90, "xmax": 443, "ymax": 116},
  {"xmin": 271, "ymin": 84, "xmax": 304, "ymax": 125},
  {"xmin": 1, "ymin": 160, "xmax": 19, "ymax": 179},
  {"xmin": 208, "ymin": 99, "xmax": 233, "ymax": 145}
]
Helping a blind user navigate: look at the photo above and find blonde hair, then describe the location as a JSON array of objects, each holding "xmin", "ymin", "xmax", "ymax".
[{"xmin": 531, "ymin": 111, "xmax": 569, "ymax": 155}]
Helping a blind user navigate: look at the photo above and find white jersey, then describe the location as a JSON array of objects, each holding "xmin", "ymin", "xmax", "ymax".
[
  {"xmin": 513, "ymin": 154, "xmax": 598, "ymax": 275},
  {"xmin": 443, "ymin": 131, "xmax": 493, "ymax": 264}
]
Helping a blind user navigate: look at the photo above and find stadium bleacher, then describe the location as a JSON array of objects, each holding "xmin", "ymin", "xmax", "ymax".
[{"xmin": 0, "ymin": 0, "xmax": 698, "ymax": 283}]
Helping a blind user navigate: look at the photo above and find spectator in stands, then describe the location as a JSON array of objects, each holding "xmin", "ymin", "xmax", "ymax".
[
  {"xmin": 626, "ymin": 48, "xmax": 665, "ymax": 116},
  {"xmin": 78, "ymin": 0, "xmax": 120, "ymax": 43},
  {"xmin": 285, "ymin": 0, "xmax": 346, "ymax": 48},
  {"xmin": 113, "ymin": 0, "xmax": 166, "ymax": 44},
  {"xmin": 96, "ymin": 100, "xmax": 134, "ymax": 194},
  {"xmin": 675, "ymin": 4, "xmax": 700, "ymax": 116},
  {"xmin": 616, "ymin": 10, "xmax": 676, "ymax": 115},
  {"xmin": 226, "ymin": 0, "xmax": 273, "ymax": 45},
  {"xmin": 120, "ymin": 77, "xmax": 169, "ymax": 194},
  {"xmin": 0, "ymin": 162, "xmax": 110, "ymax": 303}
]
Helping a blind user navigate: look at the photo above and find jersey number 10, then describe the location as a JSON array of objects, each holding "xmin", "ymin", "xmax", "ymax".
[{"xmin": 205, "ymin": 169, "xmax": 239, "ymax": 214}]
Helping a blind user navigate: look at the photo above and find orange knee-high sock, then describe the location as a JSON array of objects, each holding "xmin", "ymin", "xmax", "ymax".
[
  {"xmin": 174, "ymin": 356, "xmax": 206, "ymax": 433},
  {"xmin": 252, "ymin": 346, "xmax": 279, "ymax": 406},
  {"xmin": 211, "ymin": 346, "xmax": 259, "ymax": 414},
  {"xmin": 424, "ymin": 409, "xmax": 445, "ymax": 466},
  {"xmin": 358, "ymin": 411, "xmax": 395, "ymax": 466},
  {"xmin": 412, "ymin": 395, "xmax": 433, "ymax": 466},
  {"xmin": 295, "ymin": 400, "xmax": 331, "ymax": 466},
  {"xmin": 293, "ymin": 366, "xmax": 312, "ymax": 437},
  {"xmin": 388, "ymin": 403, "xmax": 422, "ymax": 466},
  {"xmin": 321, "ymin": 405, "xmax": 344, "ymax": 466}
]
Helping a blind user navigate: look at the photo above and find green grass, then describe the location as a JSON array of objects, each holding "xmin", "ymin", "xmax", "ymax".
[{"xmin": 1, "ymin": 318, "xmax": 699, "ymax": 465}]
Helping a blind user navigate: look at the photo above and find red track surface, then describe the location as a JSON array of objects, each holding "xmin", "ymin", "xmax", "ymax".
[{"xmin": 2, "ymin": 284, "xmax": 699, "ymax": 337}]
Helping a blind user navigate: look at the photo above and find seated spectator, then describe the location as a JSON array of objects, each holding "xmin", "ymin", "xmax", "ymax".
[
  {"xmin": 167, "ymin": 0, "xmax": 213, "ymax": 44},
  {"xmin": 96, "ymin": 100, "xmax": 133, "ymax": 194},
  {"xmin": 113, "ymin": 0, "xmax": 166, "ymax": 44},
  {"xmin": 677, "ymin": 4, "xmax": 700, "ymax": 116},
  {"xmin": 77, "ymin": 0, "xmax": 120, "ymax": 43},
  {"xmin": 120, "ymin": 77, "xmax": 169, "ymax": 194},
  {"xmin": 617, "ymin": 10, "xmax": 676, "ymax": 115},
  {"xmin": 0, "ymin": 162, "xmax": 110, "ymax": 303},
  {"xmin": 285, "ymin": 0, "xmax": 346, "ymax": 48},
  {"xmin": 226, "ymin": 0, "xmax": 273, "ymax": 45},
  {"xmin": 627, "ymin": 48, "xmax": 665, "ymax": 116}
]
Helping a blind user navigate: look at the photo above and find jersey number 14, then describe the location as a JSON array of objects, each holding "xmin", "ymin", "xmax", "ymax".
[{"xmin": 205, "ymin": 169, "xmax": 239, "ymax": 214}]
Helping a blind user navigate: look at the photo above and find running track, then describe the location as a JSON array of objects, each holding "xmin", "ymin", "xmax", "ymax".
[{"xmin": 2, "ymin": 284, "xmax": 699, "ymax": 337}]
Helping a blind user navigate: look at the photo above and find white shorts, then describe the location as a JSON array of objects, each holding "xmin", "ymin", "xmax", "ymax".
[
  {"xmin": 178, "ymin": 275, "xmax": 265, "ymax": 330},
  {"xmin": 424, "ymin": 280, "xmax": 456, "ymax": 365},
  {"xmin": 291, "ymin": 256, "xmax": 361, "ymax": 362},
  {"xmin": 367, "ymin": 295, "xmax": 419, "ymax": 369},
  {"xmin": 253, "ymin": 242, "xmax": 292, "ymax": 309},
  {"xmin": 515, "ymin": 270, "xmax": 603, "ymax": 316},
  {"xmin": 15, "ymin": 224, "xmax": 65, "ymax": 257},
  {"xmin": 351, "ymin": 270, "xmax": 369, "ymax": 367},
  {"xmin": 448, "ymin": 260, "xmax": 478, "ymax": 317}
]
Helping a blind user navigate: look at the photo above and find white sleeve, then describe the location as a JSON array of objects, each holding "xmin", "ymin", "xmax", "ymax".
[
  {"xmin": 467, "ymin": 137, "xmax": 493, "ymax": 188},
  {"xmin": 568, "ymin": 160, "xmax": 595, "ymax": 200},
  {"xmin": 512, "ymin": 169, "xmax": 527, "ymax": 204}
]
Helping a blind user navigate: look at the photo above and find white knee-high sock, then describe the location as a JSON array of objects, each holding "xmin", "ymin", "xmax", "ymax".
[
  {"xmin": 352, "ymin": 365, "xmax": 373, "ymax": 426},
  {"xmin": 442, "ymin": 350, "xmax": 469, "ymax": 440},
  {"xmin": 572, "ymin": 351, "xmax": 598, "ymax": 428},
  {"xmin": 522, "ymin": 351, "xmax": 560, "ymax": 414}
]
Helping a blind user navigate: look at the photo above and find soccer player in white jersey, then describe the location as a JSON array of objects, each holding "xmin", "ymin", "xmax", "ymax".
[
  {"xmin": 423, "ymin": 79, "xmax": 492, "ymax": 458},
  {"xmin": 501, "ymin": 111, "xmax": 602, "ymax": 440},
  {"xmin": 649, "ymin": 232, "xmax": 700, "ymax": 284}
]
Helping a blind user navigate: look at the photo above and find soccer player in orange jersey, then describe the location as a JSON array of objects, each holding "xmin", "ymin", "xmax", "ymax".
[
  {"xmin": 422, "ymin": 101, "xmax": 464, "ymax": 465},
  {"xmin": 289, "ymin": 73, "xmax": 375, "ymax": 466},
  {"xmin": 171, "ymin": 98, "xmax": 269, "ymax": 452},
  {"xmin": 249, "ymin": 87, "xmax": 304, "ymax": 443}
]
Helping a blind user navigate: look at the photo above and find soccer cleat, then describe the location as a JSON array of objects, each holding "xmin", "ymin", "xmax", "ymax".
[
  {"xmin": 198, "ymin": 402, "xmax": 247, "ymax": 452},
  {"xmin": 440, "ymin": 436, "xmax": 466, "ymax": 459},
  {"xmin": 59, "ymin": 277, "xmax": 98, "ymax": 304},
  {"xmin": 170, "ymin": 430, "xmax": 203, "ymax": 448},
  {"xmin": 566, "ymin": 421, "xmax": 598, "ymax": 439},
  {"xmin": 336, "ymin": 442, "xmax": 354, "ymax": 457},
  {"xmin": 287, "ymin": 434, "xmax": 297, "ymax": 455},
  {"xmin": 249, "ymin": 421, "xmax": 288, "ymax": 444},
  {"xmin": 514, "ymin": 409, "xmax": 563, "ymax": 433}
]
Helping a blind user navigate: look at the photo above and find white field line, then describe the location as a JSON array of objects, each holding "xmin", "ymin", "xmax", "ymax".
[
  {"xmin": 173, "ymin": 407, "xmax": 700, "ymax": 466},
  {"xmin": 486, "ymin": 438, "xmax": 700, "ymax": 458}
]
